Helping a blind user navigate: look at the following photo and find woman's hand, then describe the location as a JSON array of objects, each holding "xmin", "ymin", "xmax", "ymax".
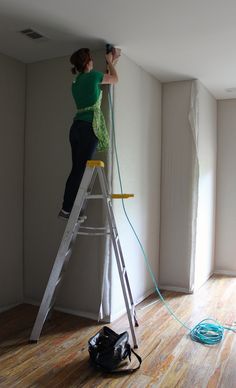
[
  {"xmin": 105, "ymin": 52, "xmax": 113, "ymax": 64},
  {"xmin": 105, "ymin": 49, "xmax": 121, "ymax": 65}
]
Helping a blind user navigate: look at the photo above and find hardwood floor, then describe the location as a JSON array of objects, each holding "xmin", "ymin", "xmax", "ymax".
[{"xmin": 0, "ymin": 275, "xmax": 236, "ymax": 387}]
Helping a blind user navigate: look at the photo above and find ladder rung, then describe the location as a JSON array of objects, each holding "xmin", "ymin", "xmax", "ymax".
[
  {"xmin": 86, "ymin": 194, "xmax": 105, "ymax": 199},
  {"xmin": 78, "ymin": 232, "xmax": 110, "ymax": 236},
  {"xmin": 80, "ymin": 226, "xmax": 108, "ymax": 231},
  {"xmin": 78, "ymin": 226, "xmax": 110, "ymax": 236}
]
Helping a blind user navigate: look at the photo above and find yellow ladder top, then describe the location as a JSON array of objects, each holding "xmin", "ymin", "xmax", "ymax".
[
  {"xmin": 87, "ymin": 160, "xmax": 105, "ymax": 168},
  {"xmin": 86, "ymin": 161, "xmax": 134, "ymax": 198}
]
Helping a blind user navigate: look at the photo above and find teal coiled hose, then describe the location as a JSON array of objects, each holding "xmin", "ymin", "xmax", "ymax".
[{"xmin": 107, "ymin": 86, "xmax": 236, "ymax": 345}]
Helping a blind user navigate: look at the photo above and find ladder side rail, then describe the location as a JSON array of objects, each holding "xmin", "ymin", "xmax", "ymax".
[
  {"xmin": 100, "ymin": 165, "xmax": 112, "ymax": 198},
  {"xmin": 59, "ymin": 166, "xmax": 96, "ymax": 253},
  {"xmin": 30, "ymin": 166, "xmax": 96, "ymax": 342},
  {"xmin": 98, "ymin": 169, "xmax": 138, "ymax": 348},
  {"xmin": 115, "ymin": 236, "xmax": 139, "ymax": 326},
  {"xmin": 45, "ymin": 212, "xmax": 83, "ymax": 321},
  {"xmin": 101, "ymin": 168, "xmax": 138, "ymax": 326},
  {"xmin": 80, "ymin": 166, "xmax": 97, "ymax": 214},
  {"xmin": 107, "ymin": 199, "xmax": 138, "ymax": 327},
  {"xmin": 29, "ymin": 251, "xmax": 73, "ymax": 341},
  {"xmin": 110, "ymin": 220, "xmax": 138, "ymax": 325}
]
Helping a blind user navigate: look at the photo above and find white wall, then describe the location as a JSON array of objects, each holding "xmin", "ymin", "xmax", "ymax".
[
  {"xmin": 215, "ymin": 100, "xmax": 236, "ymax": 274},
  {"xmin": 0, "ymin": 53, "xmax": 25, "ymax": 311},
  {"xmin": 24, "ymin": 51, "xmax": 110, "ymax": 318},
  {"xmin": 111, "ymin": 54, "xmax": 162, "ymax": 318},
  {"xmin": 194, "ymin": 83, "xmax": 217, "ymax": 289},
  {"xmin": 24, "ymin": 51, "xmax": 162, "ymax": 321},
  {"xmin": 0, "ymin": 45, "xmax": 230, "ymax": 321}
]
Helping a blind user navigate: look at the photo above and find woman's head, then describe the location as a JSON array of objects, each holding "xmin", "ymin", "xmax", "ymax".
[{"xmin": 70, "ymin": 48, "xmax": 93, "ymax": 74}]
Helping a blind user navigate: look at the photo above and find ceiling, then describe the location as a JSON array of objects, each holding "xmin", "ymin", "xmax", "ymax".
[{"xmin": 0, "ymin": 0, "xmax": 236, "ymax": 99}]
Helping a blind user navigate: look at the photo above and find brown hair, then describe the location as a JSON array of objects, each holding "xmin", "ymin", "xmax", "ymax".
[{"xmin": 70, "ymin": 48, "xmax": 92, "ymax": 74}]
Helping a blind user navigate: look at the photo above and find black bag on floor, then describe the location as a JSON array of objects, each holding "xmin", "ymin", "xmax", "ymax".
[{"xmin": 88, "ymin": 326, "xmax": 142, "ymax": 373}]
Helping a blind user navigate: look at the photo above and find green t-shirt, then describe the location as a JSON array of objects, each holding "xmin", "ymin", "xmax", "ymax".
[{"xmin": 72, "ymin": 70, "xmax": 104, "ymax": 122}]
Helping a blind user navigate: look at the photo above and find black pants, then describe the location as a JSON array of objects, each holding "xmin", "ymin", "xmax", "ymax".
[{"xmin": 62, "ymin": 120, "xmax": 98, "ymax": 212}]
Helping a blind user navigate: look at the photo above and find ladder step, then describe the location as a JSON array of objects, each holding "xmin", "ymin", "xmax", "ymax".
[
  {"xmin": 78, "ymin": 226, "xmax": 110, "ymax": 236},
  {"xmin": 86, "ymin": 194, "xmax": 105, "ymax": 199},
  {"xmin": 78, "ymin": 232, "xmax": 110, "ymax": 236}
]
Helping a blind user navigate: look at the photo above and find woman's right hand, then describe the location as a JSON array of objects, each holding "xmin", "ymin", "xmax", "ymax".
[{"xmin": 105, "ymin": 52, "xmax": 113, "ymax": 64}]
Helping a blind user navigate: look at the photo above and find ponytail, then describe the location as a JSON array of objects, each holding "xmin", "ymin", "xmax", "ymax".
[{"xmin": 70, "ymin": 48, "xmax": 92, "ymax": 74}]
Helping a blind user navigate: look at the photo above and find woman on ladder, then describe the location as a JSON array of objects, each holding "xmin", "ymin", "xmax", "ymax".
[{"xmin": 59, "ymin": 47, "xmax": 120, "ymax": 219}]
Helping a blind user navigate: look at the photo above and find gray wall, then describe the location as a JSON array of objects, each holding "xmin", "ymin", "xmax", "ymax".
[
  {"xmin": 215, "ymin": 100, "xmax": 236, "ymax": 275},
  {"xmin": 111, "ymin": 54, "xmax": 162, "ymax": 318},
  {"xmin": 24, "ymin": 51, "xmax": 110, "ymax": 318},
  {"xmin": 0, "ymin": 53, "xmax": 25, "ymax": 311}
]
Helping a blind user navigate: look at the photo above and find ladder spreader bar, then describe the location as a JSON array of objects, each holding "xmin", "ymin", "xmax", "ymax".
[{"xmin": 111, "ymin": 194, "xmax": 134, "ymax": 199}]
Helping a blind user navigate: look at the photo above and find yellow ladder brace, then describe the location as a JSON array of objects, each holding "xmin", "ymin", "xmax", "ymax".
[
  {"xmin": 111, "ymin": 194, "xmax": 134, "ymax": 199},
  {"xmin": 86, "ymin": 160, "xmax": 134, "ymax": 199}
]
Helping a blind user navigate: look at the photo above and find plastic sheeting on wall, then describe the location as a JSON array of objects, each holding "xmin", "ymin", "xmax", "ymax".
[
  {"xmin": 188, "ymin": 80, "xmax": 200, "ymax": 292},
  {"xmin": 160, "ymin": 79, "xmax": 217, "ymax": 292},
  {"xmin": 160, "ymin": 80, "xmax": 199, "ymax": 292}
]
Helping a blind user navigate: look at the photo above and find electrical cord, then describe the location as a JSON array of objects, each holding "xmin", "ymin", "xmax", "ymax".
[{"xmin": 107, "ymin": 86, "xmax": 236, "ymax": 345}]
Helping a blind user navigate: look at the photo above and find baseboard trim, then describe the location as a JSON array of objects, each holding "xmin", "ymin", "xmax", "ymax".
[
  {"xmin": 194, "ymin": 271, "xmax": 214, "ymax": 291},
  {"xmin": 0, "ymin": 302, "xmax": 21, "ymax": 313},
  {"xmin": 24, "ymin": 288, "xmax": 156, "ymax": 324},
  {"xmin": 110, "ymin": 287, "xmax": 155, "ymax": 322},
  {"xmin": 24, "ymin": 298, "xmax": 40, "ymax": 308},
  {"xmin": 158, "ymin": 285, "xmax": 192, "ymax": 294},
  {"xmin": 55, "ymin": 306, "xmax": 109, "ymax": 322},
  {"xmin": 214, "ymin": 270, "xmax": 236, "ymax": 277},
  {"xmin": 24, "ymin": 298, "xmax": 109, "ymax": 322}
]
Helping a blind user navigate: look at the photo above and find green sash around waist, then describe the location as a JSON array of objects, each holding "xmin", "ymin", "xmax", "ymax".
[{"xmin": 77, "ymin": 92, "xmax": 109, "ymax": 152}]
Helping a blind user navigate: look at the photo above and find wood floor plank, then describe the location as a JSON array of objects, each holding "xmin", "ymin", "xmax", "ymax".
[{"xmin": 0, "ymin": 275, "xmax": 236, "ymax": 387}]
